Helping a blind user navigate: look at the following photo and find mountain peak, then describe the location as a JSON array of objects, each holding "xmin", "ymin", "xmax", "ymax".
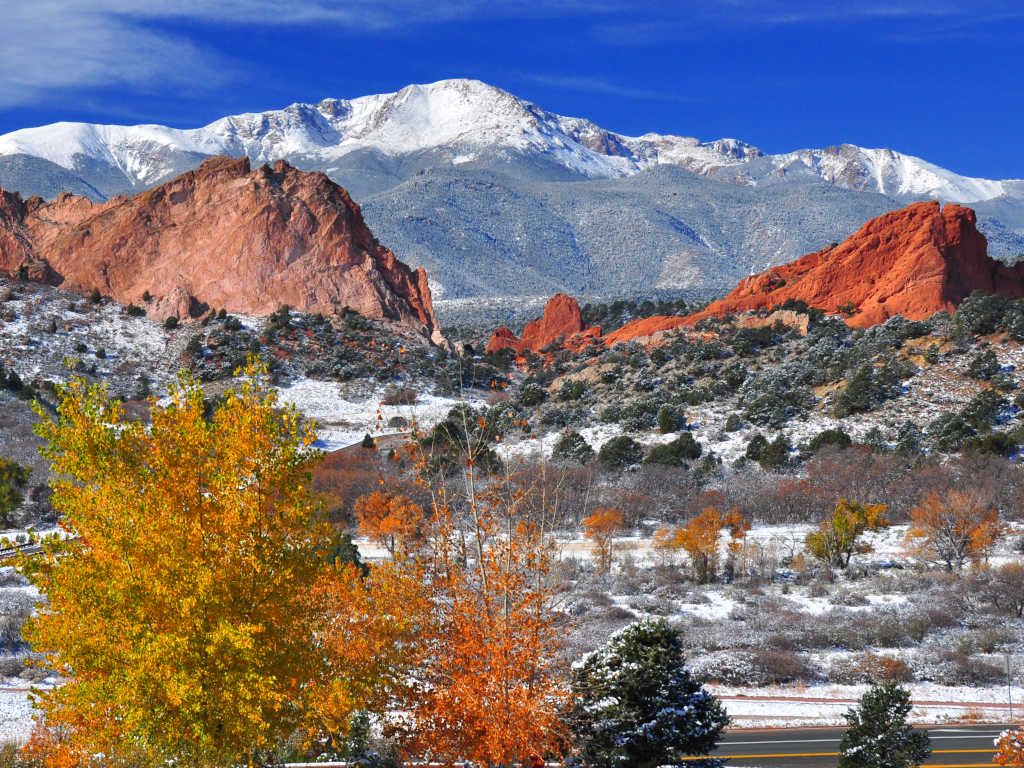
[{"xmin": 2, "ymin": 78, "xmax": 1018, "ymax": 203}]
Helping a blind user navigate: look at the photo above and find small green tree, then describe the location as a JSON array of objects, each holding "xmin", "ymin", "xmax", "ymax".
[
  {"xmin": 838, "ymin": 682, "xmax": 931, "ymax": 768},
  {"xmin": 0, "ymin": 459, "xmax": 30, "ymax": 527},
  {"xmin": 657, "ymin": 404, "xmax": 682, "ymax": 434},
  {"xmin": 552, "ymin": 430, "xmax": 594, "ymax": 463},
  {"xmin": 835, "ymin": 365, "xmax": 874, "ymax": 416},
  {"xmin": 570, "ymin": 618, "xmax": 729, "ymax": 768},
  {"xmin": 758, "ymin": 434, "xmax": 791, "ymax": 469},
  {"xmin": 597, "ymin": 435, "xmax": 644, "ymax": 470},
  {"xmin": 645, "ymin": 432, "xmax": 702, "ymax": 466}
]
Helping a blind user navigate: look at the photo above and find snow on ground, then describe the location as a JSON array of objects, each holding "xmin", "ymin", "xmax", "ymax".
[
  {"xmin": 275, "ymin": 378, "xmax": 487, "ymax": 451},
  {"xmin": 0, "ymin": 688, "xmax": 35, "ymax": 745},
  {"xmin": 711, "ymin": 682, "xmax": 1024, "ymax": 727}
]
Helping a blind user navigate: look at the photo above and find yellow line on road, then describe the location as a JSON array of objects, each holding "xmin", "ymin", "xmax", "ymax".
[{"xmin": 680, "ymin": 748, "xmax": 996, "ymax": 761}]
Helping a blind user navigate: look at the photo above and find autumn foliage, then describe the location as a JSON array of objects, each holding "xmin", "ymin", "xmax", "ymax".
[
  {"xmin": 22, "ymin": 362, "xmax": 415, "ymax": 767},
  {"xmin": 354, "ymin": 489, "xmax": 427, "ymax": 557},
  {"xmin": 582, "ymin": 507, "xmax": 624, "ymax": 574},
  {"xmin": 905, "ymin": 490, "xmax": 1004, "ymax": 570},
  {"xmin": 805, "ymin": 499, "xmax": 888, "ymax": 569},
  {"xmin": 996, "ymin": 728, "xmax": 1024, "ymax": 767},
  {"xmin": 654, "ymin": 507, "xmax": 749, "ymax": 583}
]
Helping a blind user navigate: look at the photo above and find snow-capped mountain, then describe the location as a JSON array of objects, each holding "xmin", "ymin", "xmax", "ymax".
[
  {"xmin": 1, "ymin": 78, "xmax": 1020, "ymax": 204},
  {"xmin": 1, "ymin": 79, "xmax": 1022, "ymax": 302}
]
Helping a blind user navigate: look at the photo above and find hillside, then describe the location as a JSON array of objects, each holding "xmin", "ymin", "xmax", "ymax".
[{"xmin": 1, "ymin": 80, "xmax": 1022, "ymax": 300}]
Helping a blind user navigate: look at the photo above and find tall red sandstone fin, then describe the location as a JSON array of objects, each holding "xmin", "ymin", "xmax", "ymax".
[
  {"xmin": 0, "ymin": 156, "xmax": 445, "ymax": 344},
  {"xmin": 485, "ymin": 293, "xmax": 598, "ymax": 355}
]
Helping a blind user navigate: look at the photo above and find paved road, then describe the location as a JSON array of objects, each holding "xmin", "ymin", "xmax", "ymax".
[{"xmin": 704, "ymin": 724, "xmax": 1007, "ymax": 767}]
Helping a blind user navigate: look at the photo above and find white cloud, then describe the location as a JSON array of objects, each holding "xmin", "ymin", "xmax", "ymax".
[
  {"xmin": 0, "ymin": 0, "xmax": 621, "ymax": 108},
  {"xmin": 523, "ymin": 74, "xmax": 690, "ymax": 103}
]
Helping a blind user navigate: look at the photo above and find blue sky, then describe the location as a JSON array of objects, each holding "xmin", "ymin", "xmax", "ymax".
[{"xmin": 1, "ymin": 1, "xmax": 1022, "ymax": 179}]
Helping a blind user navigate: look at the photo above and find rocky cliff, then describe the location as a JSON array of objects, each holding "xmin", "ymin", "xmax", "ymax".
[
  {"xmin": 486, "ymin": 293, "xmax": 600, "ymax": 355},
  {"xmin": 0, "ymin": 156, "xmax": 444, "ymax": 344},
  {"xmin": 604, "ymin": 201, "xmax": 1024, "ymax": 345}
]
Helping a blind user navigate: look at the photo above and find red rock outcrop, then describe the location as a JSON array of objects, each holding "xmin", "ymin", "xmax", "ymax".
[
  {"xmin": 0, "ymin": 156, "xmax": 444, "ymax": 344},
  {"xmin": 686, "ymin": 201, "xmax": 1018, "ymax": 328},
  {"xmin": 485, "ymin": 293, "xmax": 600, "ymax": 355},
  {"xmin": 603, "ymin": 200, "xmax": 1024, "ymax": 346}
]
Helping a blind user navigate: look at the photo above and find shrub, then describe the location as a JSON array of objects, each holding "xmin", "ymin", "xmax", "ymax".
[
  {"xmin": 552, "ymin": 431, "xmax": 594, "ymax": 463},
  {"xmin": 645, "ymin": 432, "xmax": 702, "ymax": 466},
  {"xmin": 380, "ymin": 387, "xmax": 417, "ymax": 406},
  {"xmin": 657, "ymin": 404, "xmax": 682, "ymax": 434},
  {"xmin": 0, "ymin": 459, "xmax": 31, "ymax": 527},
  {"xmin": 724, "ymin": 413, "xmax": 741, "ymax": 432},
  {"xmin": 519, "ymin": 383, "xmax": 545, "ymax": 407},
  {"xmin": 804, "ymin": 428, "xmax": 852, "ymax": 456},
  {"xmin": 967, "ymin": 348, "xmax": 1000, "ymax": 380},
  {"xmin": 758, "ymin": 434, "xmax": 792, "ymax": 470},
  {"xmin": 835, "ymin": 365, "xmax": 874, "ymax": 416},
  {"xmin": 745, "ymin": 433, "xmax": 768, "ymax": 462},
  {"xmin": 597, "ymin": 436, "xmax": 644, "ymax": 470},
  {"xmin": 164, "ymin": 316, "xmax": 179, "ymax": 330},
  {"xmin": 88, "ymin": 287, "xmax": 102, "ymax": 304}
]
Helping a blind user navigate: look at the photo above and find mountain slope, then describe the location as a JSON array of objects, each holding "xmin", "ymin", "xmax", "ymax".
[{"xmin": 1, "ymin": 79, "xmax": 1022, "ymax": 301}]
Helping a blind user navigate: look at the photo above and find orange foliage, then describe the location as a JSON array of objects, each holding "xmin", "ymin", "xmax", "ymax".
[
  {"xmin": 396, "ymin": 443, "xmax": 569, "ymax": 766},
  {"xmin": 354, "ymin": 490, "xmax": 427, "ymax": 557},
  {"xmin": 663, "ymin": 507, "xmax": 749, "ymax": 583},
  {"xmin": 996, "ymin": 727, "xmax": 1024, "ymax": 767},
  {"xmin": 906, "ymin": 490, "xmax": 1004, "ymax": 571},
  {"xmin": 583, "ymin": 507, "xmax": 624, "ymax": 574}
]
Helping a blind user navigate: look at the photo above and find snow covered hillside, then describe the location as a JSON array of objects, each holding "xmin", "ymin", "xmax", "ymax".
[{"xmin": 1, "ymin": 78, "xmax": 1020, "ymax": 203}]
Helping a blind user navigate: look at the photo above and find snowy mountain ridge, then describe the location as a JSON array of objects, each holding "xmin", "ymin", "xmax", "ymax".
[{"xmin": 0, "ymin": 78, "xmax": 1020, "ymax": 204}]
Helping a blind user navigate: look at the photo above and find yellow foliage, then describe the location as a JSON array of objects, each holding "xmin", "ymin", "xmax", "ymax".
[{"xmin": 23, "ymin": 360, "xmax": 401, "ymax": 767}]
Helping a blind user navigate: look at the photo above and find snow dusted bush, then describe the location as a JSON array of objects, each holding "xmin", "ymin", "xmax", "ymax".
[{"xmin": 690, "ymin": 649, "xmax": 813, "ymax": 685}]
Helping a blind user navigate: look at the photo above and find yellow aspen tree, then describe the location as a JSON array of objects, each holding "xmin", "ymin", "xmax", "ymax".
[{"xmin": 22, "ymin": 361, "xmax": 390, "ymax": 768}]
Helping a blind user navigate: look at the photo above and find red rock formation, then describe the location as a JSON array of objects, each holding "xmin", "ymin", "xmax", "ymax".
[
  {"xmin": 485, "ymin": 293, "xmax": 600, "ymax": 355},
  {"xmin": 0, "ymin": 156, "xmax": 444, "ymax": 343},
  {"xmin": 686, "ymin": 201, "xmax": 1016, "ymax": 328},
  {"xmin": 604, "ymin": 200, "xmax": 1024, "ymax": 346}
]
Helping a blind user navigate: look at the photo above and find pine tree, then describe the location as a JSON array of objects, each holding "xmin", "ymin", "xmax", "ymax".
[
  {"xmin": 570, "ymin": 618, "xmax": 729, "ymax": 768},
  {"xmin": 838, "ymin": 682, "xmax": 931, "ymax": 768}
]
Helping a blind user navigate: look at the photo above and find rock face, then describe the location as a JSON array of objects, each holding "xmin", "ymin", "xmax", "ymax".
[
  {"xmin": 486, "ymin": 293, "xmax": 599, "ymax": 355},
  {"xmin": 686, "ymin": 201, "xmax": 1017, "ymax": 328},
  {"xmin": 603, "ymin": 201, "xmax": 1024, "ymax": 346},
  {"xmin": 0, "ymin": 156, "xmax": 444, "ymax": 343}
]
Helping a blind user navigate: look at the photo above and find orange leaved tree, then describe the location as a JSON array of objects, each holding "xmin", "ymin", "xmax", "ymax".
[
  {"xmin": 23, "ymin": 362, "xmax": 398, "ymax": 767},
  {"xmin": 354, "ymin": 489, "xmax": 427, "ymax": 557},
  {"xmin": 996, "ymin": 728, "xmax": 1024, "ymax": 766},
  {"xmin": 905, "ymin": 490, "xmax": 1004, "ymax": 571},
  {"xmin": 678, "ymin": 507, "xmax": 749, "ymax": 584},
  {"xmin": 396, "ymin": 426, "xmax": 569, "ymax": 766},
  {"xmin": 582, "ymin": 507, "xmax": 624, "ymax": 575},
  {"xmin": 653, "ymin": 508, "xmax": 748, "ymax": 582}
]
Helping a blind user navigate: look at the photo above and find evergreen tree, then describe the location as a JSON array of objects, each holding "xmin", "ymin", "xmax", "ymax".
[
  {"xmin": 838, "ymin": 682, "xmax": 931, "ymax": 768},
  {"xmin": 570, "ymin": 619, "xmax": 729, "ymax": 768}
]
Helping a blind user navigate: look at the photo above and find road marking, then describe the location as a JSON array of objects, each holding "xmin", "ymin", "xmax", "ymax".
[
  {"xmin": 724, "ymin": 735, "xmax": 1000, "ymax": 745},
  {"xmin": 690, "ymin": 749, "xmax": 996, "ymax": 761}
]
